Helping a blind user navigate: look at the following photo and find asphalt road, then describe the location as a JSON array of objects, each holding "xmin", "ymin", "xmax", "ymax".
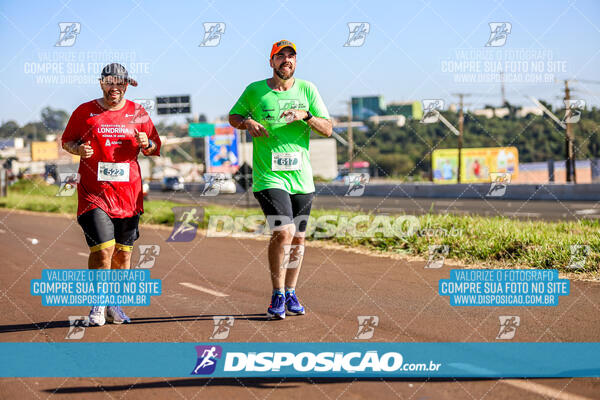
[
  {"xmin": 1, "ymin": 209, "xmax": 599, "ymax": 399},
  {"xmin": 149, "ymin": 190, "xmax": 600, "ymax": 221}
]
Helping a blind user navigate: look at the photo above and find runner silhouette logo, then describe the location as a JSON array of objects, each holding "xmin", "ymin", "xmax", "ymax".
[{"xmin": 191, "ymin": 345, "xmax": 222, "ymax": 375}]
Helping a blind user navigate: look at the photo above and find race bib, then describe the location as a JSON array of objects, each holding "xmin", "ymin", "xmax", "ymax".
[
  {"xmin": 97, "ymin": 162, "xmax": 130, "ymax": 182},
  {"xmin": 272, "ymin": 152, "xmax": 302, "ymax": 171}
]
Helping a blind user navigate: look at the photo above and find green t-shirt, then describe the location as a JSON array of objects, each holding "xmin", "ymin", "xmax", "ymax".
[{"xmin": 229, "ymin": 78, "xmax": 330, "ymax": 194}]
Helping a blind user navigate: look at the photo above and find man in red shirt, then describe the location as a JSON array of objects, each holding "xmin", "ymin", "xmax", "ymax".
[{"xmin": 61, "ymin": 63, "xmax": 161, "ymax": 326}]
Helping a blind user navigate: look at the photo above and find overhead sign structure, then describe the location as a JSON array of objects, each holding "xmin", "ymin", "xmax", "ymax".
[
  {"xmin": 205, "ymin": 124, "xmax": 239, "ymax": 174},
  {"xmin": 189, "ymin": 123, "xmax": 215, "ymax": 137},
  {"xmin": 432, "ymin": 147, "xmax": 518, "ymax": 184},
  {"xmin": 156, "ymin": 95, "xmax": 191, "ymax": 115}
]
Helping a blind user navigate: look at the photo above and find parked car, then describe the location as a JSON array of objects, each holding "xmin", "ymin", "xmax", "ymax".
[
  {"xmin": 201, "ymin": 173, "xmax": 237, "ymax": 195},
  {"xmin": 162, "ymin": 176, "xmax": 184, "ymax": 192}
]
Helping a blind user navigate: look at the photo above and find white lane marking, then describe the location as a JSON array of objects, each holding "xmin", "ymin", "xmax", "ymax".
[
  {"xmin": 502, "ymin": 379, "xmax": 594, "ymax": 400},
  {"xmin": 0, "ymin": 229, "xmax": 6, "ymax": 234},
  {"xmin": 179, "ymin": 282, "xmax": 229, "ymax": 297},
  {"xmin": 77, "ymin": 252, "xmax": 88, "ymax": 257},
  {"xmin": 575, "ymin": 209, "xmax": 598, "ymax": 215},
  {"xmin": 504, "ymin": 212, "xmax": 541, "ymax": 218}
]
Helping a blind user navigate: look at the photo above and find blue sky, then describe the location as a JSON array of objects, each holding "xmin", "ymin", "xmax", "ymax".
[{"xmin": 1, "ymin": 0, "xmax": 599, "ymax": 125}]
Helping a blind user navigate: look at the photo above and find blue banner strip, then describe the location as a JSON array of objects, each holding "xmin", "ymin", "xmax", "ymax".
[{"xmin": 2, "ymin": 343, "xmax": 599, "ymax": 378}]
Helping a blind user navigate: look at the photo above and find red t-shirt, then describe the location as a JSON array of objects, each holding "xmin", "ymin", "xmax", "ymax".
[{"xmin": 61, "ymin": 99, "xmax": 161, "ymax": 218}]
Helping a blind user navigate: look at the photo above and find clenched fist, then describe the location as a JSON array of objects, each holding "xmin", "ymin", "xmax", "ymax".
[
  {"xmin": 78, "ymin": 141, "xmax": 93, "ymax": 158},
  {"xmin": 134, "ymin": 128, "xmax": 149, "ymax": 148}
]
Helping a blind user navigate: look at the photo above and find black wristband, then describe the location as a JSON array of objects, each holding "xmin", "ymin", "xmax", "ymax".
[{"xmin": 303, "ymin": 111, "xmax": 313, "ymax": 121}]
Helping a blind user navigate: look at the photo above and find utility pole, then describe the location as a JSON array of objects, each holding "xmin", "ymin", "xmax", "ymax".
[
  {"xmin": 564, "ymin": 80, "xmax": 576, "ymax": 183},
  {"xmin": 500, "ymin": 69, "xmax": 506, "ymax": 105},
  {"xmin": 452, "ymin": 93, "xmax": 469, "ymax": 183},
  {"xmin": 347, "ymin": 100, "xmax": 354, "ymax": 173}
]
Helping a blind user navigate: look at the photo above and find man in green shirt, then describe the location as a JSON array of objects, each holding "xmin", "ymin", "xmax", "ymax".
[{"xmin": 229, "ymin": 39, "xmax": 332, "ymax": 319}]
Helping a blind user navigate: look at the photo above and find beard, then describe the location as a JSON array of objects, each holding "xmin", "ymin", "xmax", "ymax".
[
  {"xmin": 275, "ymin": 63, "xmax": 295, "ymax": 80},
  {"xmin": 103, "ymin": 89, "xmax": 124, "ymax": 105}
]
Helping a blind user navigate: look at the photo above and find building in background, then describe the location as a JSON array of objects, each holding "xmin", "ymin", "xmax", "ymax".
[
  {"xmin": 515, "ymin": 160, "xmax": 597, "ymax": 184},
  {"xmin": 351, "ymin": 96, "xmax": 386, "ymax": 120}
]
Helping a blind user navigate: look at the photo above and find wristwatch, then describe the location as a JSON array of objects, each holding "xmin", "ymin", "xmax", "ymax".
[
  {"xmin": 144, "ymin": 140, "xmax": 154, "ymax": 150},
  {"xmin": 303, "ymin": 111, "xmax": 313, "ymax": 121}
]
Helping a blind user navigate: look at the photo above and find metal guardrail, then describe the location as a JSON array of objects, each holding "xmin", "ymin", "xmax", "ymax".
[
  {"xmin": 314, "ymin": 183, "xmax": 600, "ymax": 201},
  {"xmin": 149, "ymin": 181, "xmax": 599, "ymax": 201}
]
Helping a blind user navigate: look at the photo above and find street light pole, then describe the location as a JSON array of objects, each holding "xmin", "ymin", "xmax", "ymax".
[
  {"xmin": 457, "ymin": 94, "xmax": 464, "ymax": 184},
  {"xmin": 348, "ymin": 100, "xmax": 354, "ymax": 173},
  {"xmin": 564, "ymin": 80, "xmax": 576, "ymax": 183}
]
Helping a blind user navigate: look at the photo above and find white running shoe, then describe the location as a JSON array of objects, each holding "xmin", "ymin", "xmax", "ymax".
[
  {"xmin": 89, "ymin": 306, "xmax": 106, "ymax": 326},
  {"xmin": 106, "ymin": 306, "xmax": 131, "ymax": 324}
]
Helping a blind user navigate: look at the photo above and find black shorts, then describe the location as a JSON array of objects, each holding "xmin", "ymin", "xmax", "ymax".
[
  {"xmin": 77, "ymin": 207, "xmax": 140, "ymax": 252},
  {"xmin": 253, "ymin": 189, "xmax": 314, "ymax": 233}
]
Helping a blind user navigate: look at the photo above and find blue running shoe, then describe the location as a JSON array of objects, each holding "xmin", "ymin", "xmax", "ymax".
[
  {"xmin": 285, "ymin": 292, "xmax": 306, "ymax": 316},
  {"xmin": 267, "ymin": 293, "xmax": 286, "ymax": 319},
  {"xmin": 106, "ymin": 306, "xmax": 131, "ymax": 324}
]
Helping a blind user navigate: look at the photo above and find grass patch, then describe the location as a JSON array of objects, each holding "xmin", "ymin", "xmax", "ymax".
[{"xmin": 2, "ymin": 179, "xmax": 598, "ymax": 275}]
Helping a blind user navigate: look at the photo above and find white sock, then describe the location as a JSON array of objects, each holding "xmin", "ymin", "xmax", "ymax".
[{"xmin": 92, "ymin": 305, "xmax": 106, "ymax": 314}]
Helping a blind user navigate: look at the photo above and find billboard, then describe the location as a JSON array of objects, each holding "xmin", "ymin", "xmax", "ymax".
[
  {"xmin": 204, "ymin": 124, "xmax": 239, "ymax": 174},
  {"xmin": 432, "ymin": 147, "xmax": 518, "ymax": 183},
  {"xmin": 31, "ymin": 141, "xmax": 58, "ymax": 161}
]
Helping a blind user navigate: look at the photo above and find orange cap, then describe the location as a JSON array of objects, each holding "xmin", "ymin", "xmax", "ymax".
[{"xmin": 270, "ymin": 39, "xmax": 297, "ymax": 58}]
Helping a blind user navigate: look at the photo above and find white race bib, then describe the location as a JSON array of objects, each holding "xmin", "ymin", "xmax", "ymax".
[
  {"xmin": 272, "ymin": 152, "xmax": 302, "ymax": 171},
  {"xmin": 97, "ymin": 162, "xmax": 130, "ymax": 182}
]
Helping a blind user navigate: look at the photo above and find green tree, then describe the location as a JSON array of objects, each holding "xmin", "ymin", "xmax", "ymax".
[{"xmin": 40, "ymin": 107, "xmax": 69, "ymax": 131}]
